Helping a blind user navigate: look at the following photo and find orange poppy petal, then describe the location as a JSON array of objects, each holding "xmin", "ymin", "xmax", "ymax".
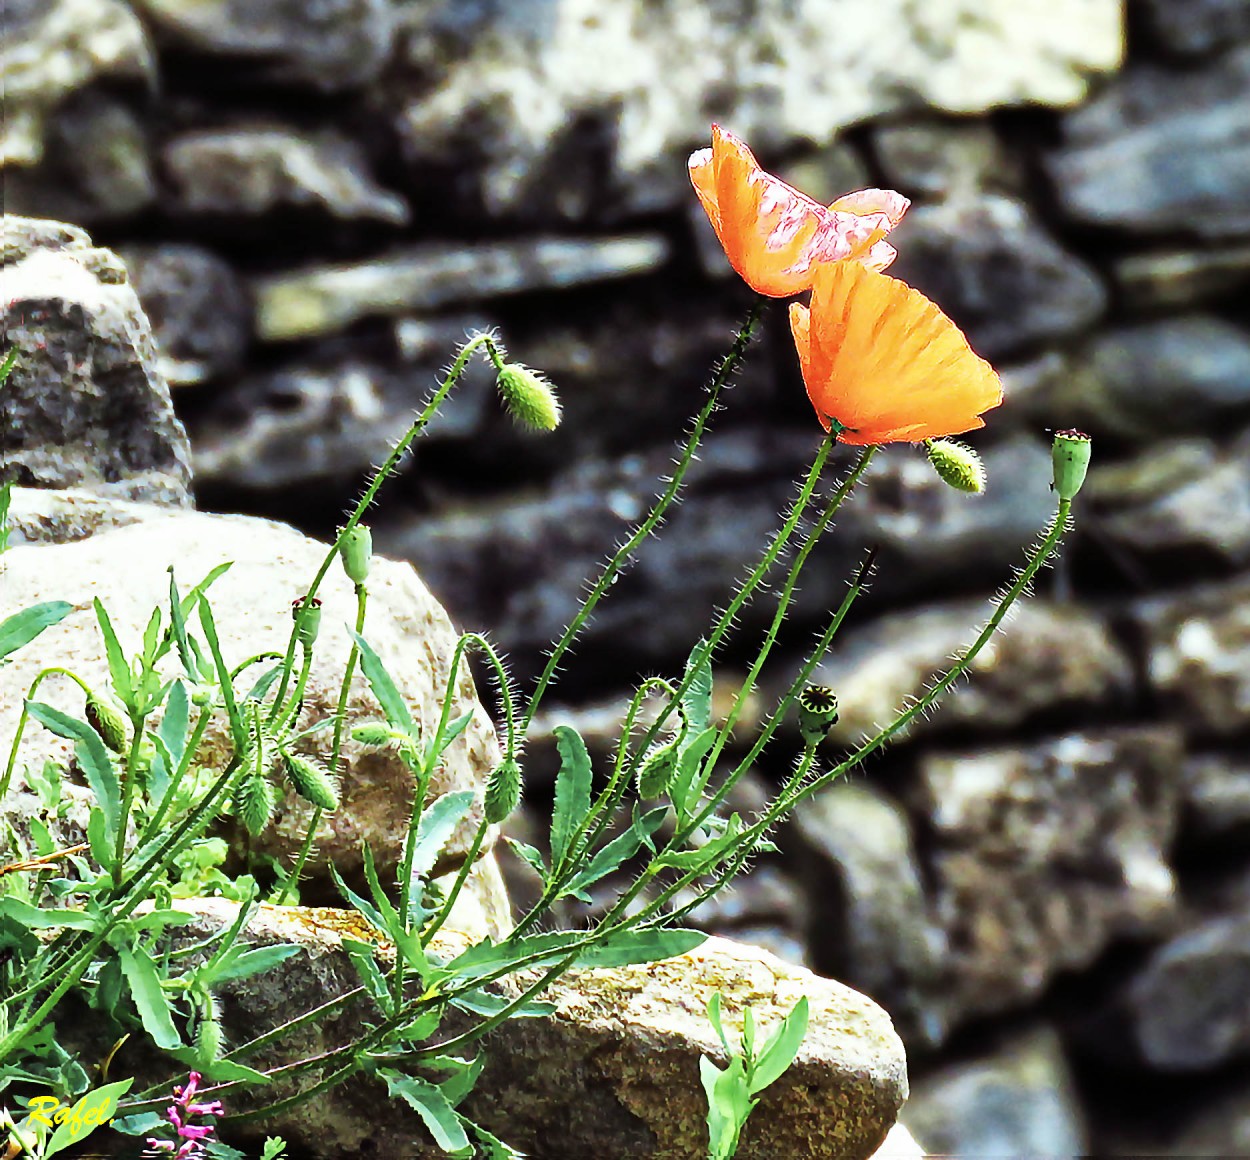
[{"xmin": 790, "ymin": 262, "xmax": 1003, "ymax": 444}]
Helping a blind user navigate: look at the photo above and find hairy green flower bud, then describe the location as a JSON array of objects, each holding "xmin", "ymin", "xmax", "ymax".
[
  {"xmin": 483, "ymin": 756, "xmax": 522, "ymax": 824},
  {"xmin": 797, "ymin": 684, "xmax": 839, "ymax": 746},
  {"xmin": 925, "ymin": 439, "xmax": 986, "ymax": 495},
  {"xmin": 339, "ymin": 524, "xmax": 372, "ymax": 585},
  {"xmin": 291, "ymin": 596, "xmax": 322, "ymax": 647},
  {"xmin": 637, "ymin": 739, "xmax": 681, "ymax": 799},
  {"xmin": 85, "ymin": 692, "xmax": 128, "ymax": 753},
  {"xmin": 496, "ymin": 363, "xmax": 562, "ymax": 432},
  {"xmin": 1052, "ymin": 429, "xmax": 1092, "ymax": 502},
  {"xmin": 281, "ymin": 750, "xmax": 339, "ymax": 811},
  {"xmin": 351, "ymin": 721, "xmax": 394, "ymax": 746},
  {"xmin": 235, "ymin": 770, "xmax": 274, "ymax": 837}
]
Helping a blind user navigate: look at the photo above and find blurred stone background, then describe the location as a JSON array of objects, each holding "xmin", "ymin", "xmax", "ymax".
[{"xmin": 5, "ymin": 0, "xmax": 1250, "ymax": 1154}]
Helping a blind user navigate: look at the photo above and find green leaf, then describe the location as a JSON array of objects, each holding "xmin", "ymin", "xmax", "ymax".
[
  {"xmin": 198, "ymin": 598, "xmax": 243, "ymax": 747},
  {"xmin": 119, "ymin": 940, "xmax": 182, "ymax": 1050},
  {"xmin": 549, "ymin": 725, "xmax": 592, "ymax": 871},
  {"xmin": 43, "ymin": 1077, "xmax": 134, "ymax": 1158},
  {"xmin": 0, "ymin": 601, "xmax": 73, "ymax": 661},
  {"xmin": 450, "ymin": 988, "xmax": 556, "ymax": 1019},
  {"xmin": 0, "ymin": 897, "xmax": 94, "ymax": 930},
  {"xmin": 163, "ymin": 1047, "xmax": 271, "ymax": 1084},
  {"xmin": 470, "ymin": 1123, "xmax": 527, "ymax": 1160},
  {"xmin": 408, "ymin": 791, "xmax": 475, "ymax": 891},
  {"xmin": 749, "ymin": 996, "xmax": 809, "ymax": 1095},
  {"xmin": 504, "ymin": 837, "xmax": 548, "ymax": 884},
  {"xmin": 563, "ymin": 805, "xmax": 667, "ymax": 897},
  {"xmin": 350, "ymin": 630, "xmax": 413, "ymax": 732},
  {"xmin": 681, "ymin": 638, "xmax": 714, "ymax": 733},
  {"xmin": 26, "ymin": 700, "xmax": 120, "ymax": 833},
  {"xmin": 707, "ymin": 992, "xmax": 731, "ymax": 1055},
  {"xmin": 654, "ymin": 816, "xmax": 744, "ymax": 876},
  {"xmin": 436, "ymin": 930, "xmax": 583, "ymax": 984},
  {"xmin": 701, "ymin": 1054, "xmax": 750, "ymax": 1160},
  {"xmin": 428, "ymin": 1052, "xmax": 483, "ymax": 1107},
  {"xmin": 209, "ymin": 943, "xmax": 302, "ymax": 985},
  {"xmin": 342, "ymin": 937, "xmax": 394, "ymax": 1013},
  {"xmin": 667, "ymin": 726, "xmax": 717, "ymax": 822},
  {"xmin": 93, "ymin": 597, "xmax": 134, "ymax": 709},
  {"xmin": 575, "ymin": 927, "xmax": 705, "ymax": 970},
  {"xmin": 425, "ymin": 710, "xmax": 474, "ymax": 765},
  {"xmin": 377, "ymin": 1069, "xmax": 472, "ymax": 1157},
  {"xmin": 87, "ymin": 805, "xmax": 112, "ymax": 869},
  {"xmin": 361, "ymin": 846, "xmax": 425, "ymax": 973}
]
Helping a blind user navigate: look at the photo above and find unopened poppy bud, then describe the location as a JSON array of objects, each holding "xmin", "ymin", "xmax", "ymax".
[
  {"xmin": 281, "ymin": 750, "xmax": 339, "ymax": 811},
  {"xmin": 351, "ymin": 721, "xmax": 393, "ymax": 746},
  {"xmin": 191, "ymin": 685, "xmax": 215, "ymax": 708},
  {"xmin": 925, "ymin": 439, "xmax": 986, "ymax": 495},
  {"xmin": 496, "ymin": 363, "xmax": 562, "ymax": 432},
  {"xmin": 85, "ymin": 692, "xmax": 128, "ymax": 753},
  {"xmin": 797, "ymin": 684, "xmax": 839, "ymax": 746},
  {"xmin": 483, "ymin": 756, "xmax": 522, "ymax": 824},
  {"xmin": 637, "ymin": 739, "xmax": 681, "ymax": 799},
  {"xmin": 235, "ymin": 770, "xmax": 274, "ymax": 837},
  {"xmin": 339, "ymin": 525, "xmax": 372, "ymax": 585},
  {"xmin": 291, "ymin": 596, "xmax": 322, "ymax": 647},
  {"xmin": 1052, "ymin": 430, "xmax": 1092, "ymax": 502}
]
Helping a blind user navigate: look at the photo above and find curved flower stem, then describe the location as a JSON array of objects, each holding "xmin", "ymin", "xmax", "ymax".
[
  {"xmin": 519, "ymin": 298, "xmax": 766, "ymax": 733},
  {"xmin": 0, "ymin": 667, "xmax": 94, "ymax": 802},
  {"xmin": 138, "ymin": 702, "xmax": 213, "ymax": 844}
]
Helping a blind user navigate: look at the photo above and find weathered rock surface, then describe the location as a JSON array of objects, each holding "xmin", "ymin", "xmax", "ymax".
[
  {"xmin": 906, "ymin": 728, "xmax": 1183, "ymax": 1037},
  {"xmin": 1, "ymin": 485, "xmax": 162, "ymax": 547},
  {"xmin": 1113, "ymin": 242, "xmax": 1250, "ymax": 310},
  {"xmin": 1180, "ymin": 752, "xmax": 1250, "ymax": 841},
  {"xmin": 1133, "ymin": 576, "xmax": 1250, "ymax": 738},
  {"xmin": 163, "ymin": 126, "xmax": 410, "ymax": 225},
  {"xmin": 887, "ymin": 196, "xmax": 1107, "ymax": 359},
  {"xmin": 902, "ymin": 1028, "xmax": 1088, "ymax": 1156},
  {"xmin": 0, "ymin": 510, "xmax": 501, "ymax": 884},
  {"xmin": 0, "ymin": 216, "xmax": 193, "ymax": 505},
  {"xmin": 254, "ymin": 235, "xmax": 670, "ymax": 340},
  {"xmin": 391, "ymin": 0, "xmax": 1121, "ymax": 221},
  {"xmin": 873, "ymin": 120, "xmax": 1024, "ymax": 201},
  {"xmin": 1047, "ymin": 47, "xmax": 1250, "ymax": 238},
  {"xmin": 1138, "ymin": 0, "xmax": 1250, "ymax": 57}
]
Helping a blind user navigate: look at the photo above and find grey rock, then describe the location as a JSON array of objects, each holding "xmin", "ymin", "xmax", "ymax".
[
  {"xmin": 254, "ymin": 235, "xmax": 670, "ymax": 340},
  {"xmin": 792, "ymin": 784, "xmax": 946, "ymax": 1046},
  {"xmin": 909, "ymin": 727, "xmax": 1183, "ymax": 1036},
  {"xmin": 129, "ymin": 0, "xmax": 396, "ymax": 91},
  {"xmin": 120, "ymin": 243, "xmax": 252, "ymax": 386},
  {"xmin": 887, "ymin": 195, "xmax": 1107, "ymax": 359},
  {"xmin": 1053, "ymin": 316, "xmax": 1250, "ymax": 441},
  {"xmin": 1113, "ymin": 242, "xmax": 1250, "ymax": 310},
  {"xmin": 0, "ymin": 216, "xmax": 192, "ymax": 506},
  {"xmin": 1181, "ymin": 752, "xmax": 1250, "ymax": 840},
  {"xmin": 1, "ymin": 485, "xmax": 161, "ymax": 546},
  {"xmin": 1122, "ymin": 911, "xmax": 1250, "ymax": 1070},
  {"xmin": 903, "ymin": 1028, "xmax": 1088, "ymax": 1157},
  {"xmin": 804, "ymin": 598, "xmax": 1133, "ymax": 747},
  {"xmin": 163, "ymin": 126, "xmax": 410, "ymax": 224},
  {"xmin": 1133, "ymin": 575, "xmax": 1250, "ymax": 738},
  {"xmin": 1046, "ymin": 48, "xmax": 1250, "ymax": 238},
  {"xmin": 1139, "ymin": 0, "xmax": 1250, "ymax": 57},
  {"xmin": 3, "ymin": 92, "xmax": 156, "ymax": 222},
  {"xmin": 1089, "ymin": 435, "xmax": 1250, "ymax": 566},
  {"xmin": 872, "ymin": 120, "xmax": 1023, "ymax": 201},
  {"xmin": 0, "ymin": 0, "xmax": 153, "ymax": 167},
  {"xmin": 391, "ymin": 0, "xmax": 1120, "ymax": 221},
  {"xmin": 0, "ymin": 510, "xmax": 502, "ymax": 885}
]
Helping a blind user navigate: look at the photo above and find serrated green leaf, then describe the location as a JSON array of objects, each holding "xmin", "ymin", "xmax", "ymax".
[
  {"xmin": 377, "ymin": 1069, "xmax": 472, "ymax": 1157},
  {"xmin": 575, "ymin": 927, "xmax": 705, "ymax": 970},
  {"xmin": 93, "ymin": 597, "xmax": 134, "ymax": 709},
  {"xmin": 681, "ymin": 639, "xmax": 714, "ymax": 733},
  {"xmin": 504, "ymin": 837, "xmax": 548, "ymax": 884},
  {"xmin": 119, "ymin": 941, "xmax": 182, "ymax": 1050},
  {"xmin": 350, "ymin": 630, "xmax": 413, "ymax": 732},
  {"xmin": 470, "ymin": 1122, "xmax": 527, "ymax": 1160},
  {"xmin": 209, "ymin": 943, "xmax": 302, "ymax": 984},
  {"xmin": 749, "ymin": 996, "xmax": 808, "ymax": 1095},
  {"xmin": 26, "ymin": 700, "xmax": 120, "ymax": 833},
  {"xmin": 655, "ymin": 816, "xmax": 743, "ymax": 876},
  {"xmin": 164, "ymin": 1047, "xmax": 271, "ymax": 1084},
  {"xmin": 342, "ymin": 937, "xmax": 393, "ymax": 1013},
  {"xmin": 0, "ymin": 601, "xmax": 73, "ymax": 661},
  {"xmin": 408, "ymin": 791, "xmax": 475, "ymax": 892},
  {"xmin": 449, "ymin": 988, "xmax": 556, "ymax": 1019},
  {"xmin": 563, "ymin": 805, "xmax": 667, "ymax": 897},
  {"xmin": 436, "ymin": 930, "xmax": 582, "ymax": 984},
  {"xmin": 549, "ymin": 725, "xmax": 592, "ymax": 871}
]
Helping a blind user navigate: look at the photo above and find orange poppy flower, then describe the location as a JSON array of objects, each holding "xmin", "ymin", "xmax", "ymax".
[
  {"xmin": 789, "ymin": 260, "xmax": 1003, "ymax": 445},
  {"xmin": 688, "ymin": 124, "xmax": 909, "ymax": 297}
]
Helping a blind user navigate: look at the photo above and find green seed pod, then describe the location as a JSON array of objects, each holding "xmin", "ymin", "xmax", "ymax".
[
  {"xmin": 1052, "ymin": 429, "xmax": 1092, "ymax": 502},
  {"xmin": 496, "ymin": 363, "xmax": 562, "ymax": 432},
  {"xmin": 637, "ymin": 739, "xmax": 681, "ymax": 799},
  {"xmin": 797, "ymin": 684, "xmax": 840, "ymax": 747},
  {"xmin": 281, "ymin": 749, "xmax": 339, "ymax": 811},
  {"xmin": 352, "ymin": 721, "xmax": 394, "ymax": 746},
  {"xmin": 483, "ymin": 756, "xmax": 522, "ymax": 824},
  {"xmin": 339, "ymin": 524, "xmax": 373, "ymax": 585},
  {"xmin": 291, "ymin": 596, "xmax": 322, "ymax": 648},
  {"xmin": 235, "ymin": 769, "xmax": 275, "ymax": 836},
  {"xmin": 925, "ymin": 439, "xmax": 986, "ymax": 495},
  {"xmin": 85, "ymin": 693, "xmax": 128, "ymax": 753}
]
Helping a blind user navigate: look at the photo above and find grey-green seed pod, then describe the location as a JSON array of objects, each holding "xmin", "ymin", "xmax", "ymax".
[
  {"xmin": 1052, "ymin": 429, "xmax": 1092, "ymax": 502},
  {"xmin": 339, "ymin": 524, "xmax": 373, "ymax": 585},
  {"xmin": 496, "ymin": 363, "xmax": 562, "ymax": 432},
  {"xmin": 352, "ymin": 721, "xmax": 394, "ymax": 746},
  {"xmin": 925, "ymin": 439, "xmax": 986, "ymax": 495},
  {"xmin": 282, "ymin": 750, "xmax": 339, "ymax": 811},
  {"xmin": 291, "ymin": 596, "xmax": 322, "ymax": 647},
  {"xmin": 797, "ymin": 684, "xmax": 840, "ymax": 746},
  {"xmin": 637, "ymin": 740, "xmax": 681, "ymax": 799},
  {"xmin": 235, "ymin": 770, "xmax": 275, "ymax": 836},
  {"xmin": 85, "ymin": 693, "xmax": 128, "ymax": 753},
  {"xmin": 483, "ymin": 756, "xmax": 522, "ymax": 824}
]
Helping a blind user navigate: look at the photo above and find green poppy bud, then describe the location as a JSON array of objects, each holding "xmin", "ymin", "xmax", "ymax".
[
  {"xmin": 483, "ymin": 756, "xmax": 522, "ymax": 824},
  {"xmin": 235, "ymin": 769, "xmax": 275, "ymax": 836},
  {"xmin": 291, "ymin": 596, "xmax": 322, "ymax": 647},
  {"xmin": 351, "ymin": 721, "xmax": 394, "ymax": 746},
  {"xmin": 85, "ymin": 692, "xmax": 129, "ymax": 753},
  {"xmin": 1052, "ymin": 429, "xmax": 1092, "ymax": 502},
  {"xmin": 637, "ymin": 739, "xmax": 681, "ymax": 799},
  {"xmin": 797, "ymin": 684, "xmax": 839, "ymax": 746},
  {"xmin": 339, "ymin": 524, "xmax": 372, "ymax": 585},
  {"xmin": 496, "ymin": 363, "xmax": 562, "ymax": 432},
  {"xmin": 281, "ymin": 750, "xmax": 339, "ymax": 811},
  {"xmin": 925, "ymin": 439, "xmax": 986, "ymax": 495}
]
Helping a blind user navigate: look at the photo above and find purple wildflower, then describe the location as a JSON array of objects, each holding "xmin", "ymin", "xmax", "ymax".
[{"xmin": 144, "ymin": 1071, "xmax": 224, "ymax": 1159}]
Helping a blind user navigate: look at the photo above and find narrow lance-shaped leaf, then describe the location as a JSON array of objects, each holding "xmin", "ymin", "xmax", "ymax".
[
  {"xmin": 118, "ymin": 941, "xmax": 182, "ymax": 1050},
  {"xmin": 549, "ymin": 725, "xmax": 592, "ymax": 871},
  {"xmin": 0, "ymin": 601, "xmax": 73, "ymax": 662},
  {"xmin": 376, "ymin": 1070, "xmax": 472, "ymax": 1158},
  {"xmin": 350, "ymin": 629, "xmax": 413, "ymax": 732},
  {"xmin": 681, "ymin": 638, "xmax": 714, "ymax": 733},
  {"xmin": 94, "ymin": 597, "xmax": 134, "ymax": 710},
  {"xmin": 26, "ymin": 700, "xmax": 120, "ymax": 834},
  {"xmin": 408, "ymin": 790, "xmax": 475, "ymax": 889},
  {"xmin": 748, "ymin": 996, "xmax": 809, "ymax": 1095}
]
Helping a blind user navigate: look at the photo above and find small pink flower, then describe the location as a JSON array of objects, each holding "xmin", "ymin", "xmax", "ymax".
[{"xmin": 145, "ymin": 1071, "xmax": 225, "ymax": 1160}]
